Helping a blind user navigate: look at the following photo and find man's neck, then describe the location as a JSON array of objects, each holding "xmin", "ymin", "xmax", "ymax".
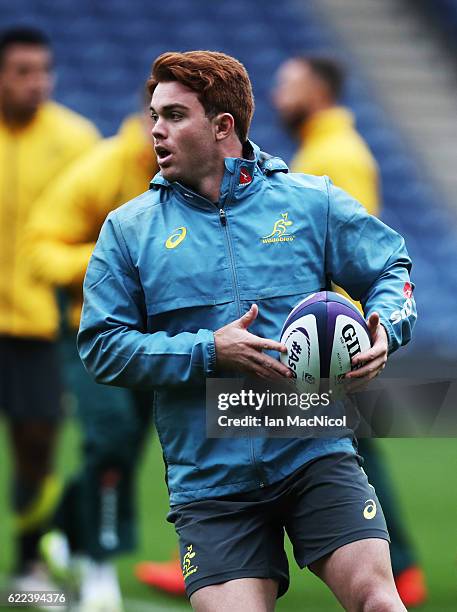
[
  {"xmin": 193, "ymin": 140, "xmax": 244, "ymax": 203},
  {"xmin": 299, "ymin": 103, "xmax": 337, "ymax": 140},
  {"xmin": 0, "ymin": 104, "xmax": 37, "ymax": 129},
  {"xmin": 303, "ymin": 101, "xmax": 335, "ymax": 126}
]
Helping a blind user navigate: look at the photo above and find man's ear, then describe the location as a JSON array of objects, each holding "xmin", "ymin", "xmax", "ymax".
[{"xmin": 214, "ymin": 113, "xmax": 235, "ymax": 141}]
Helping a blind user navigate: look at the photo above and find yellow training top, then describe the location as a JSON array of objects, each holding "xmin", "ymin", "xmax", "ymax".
[
  {"xmin": 25, "ymin": 114, "xmax": 157, "ymax": 330},
  {"xmin": 291, "ymin": 107, "xmax": 380, "ymax": 309},
  {"xmin": 0, "ymin": 101, "xmax": 99, "ymax": 339},
  {"xmin": 291, "ymin": 107, "xmax": 379, "ymax": 216}
]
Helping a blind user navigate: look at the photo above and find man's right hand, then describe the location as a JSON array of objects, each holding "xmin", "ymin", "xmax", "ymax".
[{"xmin": 214, "ymin": 304, "xmax": 292, "ymax": 380}]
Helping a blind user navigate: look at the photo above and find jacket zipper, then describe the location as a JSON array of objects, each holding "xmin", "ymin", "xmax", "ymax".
[
  {"xmin": 249, "ymin": 439, "xmax": 265, "ymax": 488},
  {"xmin": 218, "ymin": 195, "xmax": 242, "ymax": 318},
  {"xmin": 219, "ymin": 173, "xmax": 265, "ymax": 489}
]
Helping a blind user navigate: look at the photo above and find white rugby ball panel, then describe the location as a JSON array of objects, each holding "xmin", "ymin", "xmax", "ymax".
[
  {"xmin": 330, "ymin": 314, "xmax": 372, "ymax": 385},
  {"xmin": 280, "ymin": 314, "xmax": 320, "ymax": 394}
]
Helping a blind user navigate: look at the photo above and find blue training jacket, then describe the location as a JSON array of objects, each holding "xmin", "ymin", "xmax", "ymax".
[{"xmin": 77, "ymin": 141, "xmax": 416, "ymax": 505}]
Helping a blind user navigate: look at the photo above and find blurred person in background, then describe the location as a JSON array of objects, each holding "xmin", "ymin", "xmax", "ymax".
[
  {"xmin": 0, "ymin": 26, "xmax": 99, "ymax": 592},
  {"xmin": 273, "ymin": 54, "xmax": 427, "ymax": 609},
  {"xmin": 25, "ymin": 99, "xmax": 166, "ymax": 611}
]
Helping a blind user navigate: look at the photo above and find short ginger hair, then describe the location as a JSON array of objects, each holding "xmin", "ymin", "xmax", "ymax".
[{"xmin": 147, "ymin": 50, "xmax": 255, "ymax": 143}]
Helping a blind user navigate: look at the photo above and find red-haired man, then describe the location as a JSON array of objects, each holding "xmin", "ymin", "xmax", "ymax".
[{"xmin": 78, "ymin": 51, "xmax": 416, "ymax": 611}]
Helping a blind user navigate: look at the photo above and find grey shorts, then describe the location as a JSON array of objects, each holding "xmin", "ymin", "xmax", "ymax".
[{"xmin": 167, "ymin": 452, "xmax": 389, "ymax": 599}]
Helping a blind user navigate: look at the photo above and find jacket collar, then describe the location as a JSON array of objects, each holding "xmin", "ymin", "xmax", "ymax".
[{"xmin": 149, "ymin": 140, "xmax": 288, "ymax": 210}]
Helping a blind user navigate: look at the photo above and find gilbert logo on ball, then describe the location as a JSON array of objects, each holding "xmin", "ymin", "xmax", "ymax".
[{"xmin": 280, "ymin": 291, "xmax": 372, "ymax": 394}]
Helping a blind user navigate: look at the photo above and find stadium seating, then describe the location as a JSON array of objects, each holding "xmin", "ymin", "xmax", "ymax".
[
  {"xmin": 2, "ymin": 0, "xmax": 456, "ymax": 360},
  {"xmin": 414, "ymin": 0, "xmax": 457, "ymax": 50}
]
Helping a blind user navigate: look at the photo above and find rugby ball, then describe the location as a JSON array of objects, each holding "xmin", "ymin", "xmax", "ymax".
[{"xmin": 279, "ymin": 291, "xmax": 371, "ymax": 393}]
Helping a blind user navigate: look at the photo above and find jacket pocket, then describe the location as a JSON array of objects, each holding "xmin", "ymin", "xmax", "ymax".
[
  {"xmin": 145, "ymin": 294, "xmax": 236, "ymax": 335},
  {"xmin": 239, "ymin": 285, "xmax": 323, "ymax": 343},
  {"xmin": 239, "ymin": 280, "xmax": 320, "ymax": 302},
  {"xmin": 146, "ymin": 293, "xmax": 233, "ymax": 315}
]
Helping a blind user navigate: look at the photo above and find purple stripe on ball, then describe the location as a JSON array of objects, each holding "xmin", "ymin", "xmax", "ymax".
[
  {"xmin": 285, "ymin": 291, "xmax": 326, "ymax": 329},
  {"xmin": 327, "ymin": 301, "xmax": 368, "ymax": 332}
]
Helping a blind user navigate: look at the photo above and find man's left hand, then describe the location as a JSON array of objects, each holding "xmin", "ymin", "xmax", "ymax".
[{"xmin": 345, "ymin": 312, "xmax": 388, "ymax": 390}]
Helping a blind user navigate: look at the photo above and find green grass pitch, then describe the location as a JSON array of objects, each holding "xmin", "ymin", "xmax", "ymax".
[{"xmin": 0, "ymin": 419, "xmax": 456, "ymax": 611}]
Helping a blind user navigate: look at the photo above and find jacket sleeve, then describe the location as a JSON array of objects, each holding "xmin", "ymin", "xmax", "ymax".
[
  {"xmin": 77, "ymin": 213, "xmax": 216, "ymax": 389},
  {"xmin": 325, "ymin": 179, "xmax": 416, "ymax": 353}
]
